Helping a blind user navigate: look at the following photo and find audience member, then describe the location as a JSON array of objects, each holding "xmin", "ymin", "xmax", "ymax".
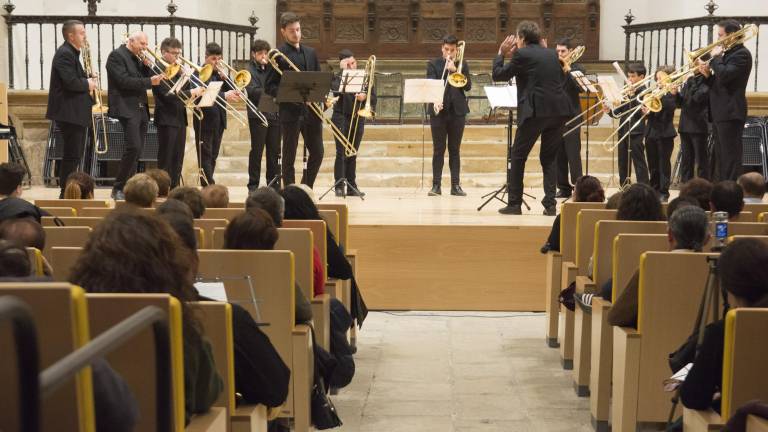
[
  {"xmin": 737, "ymin": 172, "xmax": 766, "ymax": 203},
  {"xmin": 69, "ymin": 209, "xmax": 223, "ymax": 423},
  {"xmin": 665, "ymin": 196, "xmax": 699, "ymax": 221},
  {"xmin": 63, "ymin": 171, "xmax": 95, "ymax": 199},
  {"xmin": 710, "ymin": 180, "xmax": 745, "ymax": 220},
  {"xmin": 201, "ymin": 184, "xmax": 230, "ymax": 208},
  {"xmin": 156, "ymin": 198, "xmax": 194, "ymax": 219},
  {"xmin": 168, "ymin": 187, "xmax": 206, "ymax": 218},
  {"xmin": 0, "ymin": 217, "xmax": 46, "ymax": 251},
  {"xmin": 541, "ymin": 175, "xmax": 605, "ymax": 254},
  {"xmin": 606, "ymin": 191, "xmax": 623, "ymax": 209},
  {"xmin": 145, "ymin": 168, "xmax": 172, "ymax": 198},
  {"xmin": 680, "ymin": 238, "xmax": 768, "ymax": 413},
  {"xmin": 123, "ymin": 173, "xmax": 159, "ymax": 208},
  {"xmin": 0, "ymin": 239, "xmax": 31, "ymax": 277},
  {"xmin": 246, "ymin": 187, "xmax": 284, "ymax": 226},
  {"xmin": 616, "ymin": 183, "xmax": 665, "ymax": 221},
  {"xmin": 679, "ymin": 177, "xmax": 714, "ymax": 210},
  {"xmin": 0, "ymin": 163, "xmax": 49, "ymax": 223}
]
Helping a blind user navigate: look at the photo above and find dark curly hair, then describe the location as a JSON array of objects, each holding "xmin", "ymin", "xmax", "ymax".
[
  {"xmin": 710, "ymin": 180, "xmax": 744, "ymax": 218},
  {"xmin": 720, "ymin": 238, "xmax": 768, "ymax": 305},
  {"xmin": 573, "ymin": 175, "xmax": 605, "ymax": 203},
  {"xmin": 280, "ymin": 185, "xmax": 323, "ymax": 221},
  {"xmin": 616, "ymin": 183, "xmax": 664, "ymax": 221},
  {"xmin": 168, "ymin": 187, "xmax": 206, "ymax": 218},
  {"xmin": 224, "ymin": 209, "xmax": 278, "ymax": 251},
  {"xmin": 679, "ymin": 178, "xmax": 713, "ymax": 210}
]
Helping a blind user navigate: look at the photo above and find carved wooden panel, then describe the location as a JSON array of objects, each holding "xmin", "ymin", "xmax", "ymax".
[{"xmin": 276, "ymin": 0, "xmax": 600, "ymax": 60}]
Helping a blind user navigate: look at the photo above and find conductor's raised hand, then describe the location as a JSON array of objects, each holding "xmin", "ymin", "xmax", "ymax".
[{"xmin": 499, "ymin": 35, "xmax": 517, "ymax": 57}]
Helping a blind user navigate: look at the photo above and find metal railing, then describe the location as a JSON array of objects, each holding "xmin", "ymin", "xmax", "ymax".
[
  {"xmin": 3, "ymin": 4, "xmax": 260, "ymax": 90},
  {"xmin": 622, "ymin": 6, "xmax": 766, "ymax": 91}
]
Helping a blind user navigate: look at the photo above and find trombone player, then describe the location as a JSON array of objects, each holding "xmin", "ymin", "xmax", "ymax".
[
  {"xmin": 555, "ymin": 38, "xmax": 585, "ymax": 199},
  {"xmin": 152, "ymin": 37, "xmax": 204, "ymax": 188},
  {"xmin": 45, "ymin": 20, "xmax": 99, "ymax": 198},
  {"xmin": 105, "ymin": 31, "xmax": 163, "ymax": 200},
  {"xmin": 330, "ymin": 49, "xmax": 377, "ymax": 197},
  {"xmin": 698, "ymin": 19, "xmax": 753, "ymax": 181},
  {"xmin": 427, "ymin": 35, "xmax": 471, "ymax": 197}
]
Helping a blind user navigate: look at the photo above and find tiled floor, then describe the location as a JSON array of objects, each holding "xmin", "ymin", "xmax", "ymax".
[{"xmin": 332, "ymin": 312, "xmax": 592, "ymax": 432}]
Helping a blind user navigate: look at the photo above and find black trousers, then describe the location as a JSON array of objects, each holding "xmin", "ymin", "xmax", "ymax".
[
  {"xmin": 115, "ymin": 110, "xmax": 149, "ymax": 191},
  {"xmin": 157, "ymin": 124, "xmax": 186, "ymax": 188},
  {"xmin": 556, "ymin": 126, "xmax": 583, "ymax": 192},
  {"xmin": 248, "ymin": 117, "xmax": 281, "ymax": 190},
  {"xmin": 508, "ymin": 116, "xmax": 566, "ymax": 209},
  {"xmin": 331, "ymin": 112, "xmax": 364, "ymax": 186},
  {"xmin": 281, "ymin": 115, "xmax": 324, "ymax": 187},
  {"xmin": 57, "ymin": 121, "xmax": 87, "ymax": 198},
  {"xmin": 617, "ymin": 134, "xmax": 649, "ymax": 186},
  {"xmin": 430, "ymin": 112, "xmax": 466, "ymax": 185},
  {"xmin": 646, "ymin": 136, "xmax": 674, "ymax": 197},
  {"xmin": 713, "ymin": 120, "xmax": 744, "ymax": 181},
  {"xmin": 194, "ymin": 125, "xmax": 224, "ymax": 186},
  {"xmin": 679, "ymin": 132, "xmax": 710, "ymax": 182}
]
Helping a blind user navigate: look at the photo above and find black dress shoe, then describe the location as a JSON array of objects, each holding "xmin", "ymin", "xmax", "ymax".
[
  {"xmin": 347, "ymin": 187, "xmax": 365, "ymax": 197},
  {"xmin": 543, "ymin": 206, "xmax": 557, "ymax": 216},
  {"xmin": 450, "ymin": 184, "xmax": 467, "ymax": 196},
  {"xmin": 428, "ymin": 185, "xmax": 441, "ymax": 196},
  {"xmin": 499, "ymin": 205, "xmax": 522, "ymax": 215},
  {"xmin": 334, "ymin": 187, "xmax": 344, "ymax": 197},
  {"xmin": 556, "ymin": 190, "xmax": 572, "ymax": 199}
]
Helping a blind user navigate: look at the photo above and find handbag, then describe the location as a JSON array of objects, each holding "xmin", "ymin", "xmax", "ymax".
[{"xmin": 309, "ymin": 328, "xmax": 342, "ymax": 429}]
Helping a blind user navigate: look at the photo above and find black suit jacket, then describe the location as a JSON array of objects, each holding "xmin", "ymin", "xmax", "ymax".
[
  {"xmin": 707, "ymin": 43, "xmax": 752, "ymax": 123},
  {"xmin": 330, "ymin": 72, "xmax": 378, "ymax": 117},
  {"xmin": 608, "ymin": 84, "xmax": 647, "ymax": 137},
  {"xmin": 194, "ymin": 68, "xmax": 233, "ymax": 132},
  {"xmin": 426, "ymin": 58, "xmax": 472, "ymax": 117},
  {"xmin": 563, "ymin": 63, "xmax": 586, "ymax": 117},
  {"xmin": 106, "ymin": 45, "xmax": 152, "ymax": 119},
  {"xmin": 46, "ymin": 42, "xmax": 93, "ymax": 127},
  {"xmin": 645, "ymin": 93, "xmax": 677, "ymax": 139},
  {"xmin": 245, "ymin": 60, "xmax": 278, "ymax": 123},
  {"xmin": 265, "ymin": 43, "xmax": 322, "ymax": 123},
  {"xmin": 492, "ymin": 43, "xmax": 571, "ymax": 124},
  {"xmin": 676, "ymin": 74, "xmax": 710, "ymax": 134},
  {"xmin": 152, "ymin": 74, "xmax": 190, "ymax": 128}
]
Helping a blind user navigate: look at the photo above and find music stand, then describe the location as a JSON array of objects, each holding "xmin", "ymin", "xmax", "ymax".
[
  {"xmin": 571, "ymin": 71, "xmax": 599, "ymax": 174},
  {"xmin": 319, "ymin": 69, "xmax": 367, "ymax": 201},
  {"xmin": 403, "ymin": 78, "xmax": 445, "ymax": 189},
  {"xmin": 477, "ymin": 84, "xmax": 535, "ymax": 212},
  {"xmin": 276, "ymin": 71, "xmax": 332, "ymax": 186}
]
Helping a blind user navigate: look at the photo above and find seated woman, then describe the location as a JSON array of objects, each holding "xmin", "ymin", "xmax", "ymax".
[
  {"xmin": 69, "ymin": 209, "xmax": 223, "ymax": 424},
  {"xmin": 541, "ymin": 175, "xmax": 605, "ymax": 254},
  {"xmin": 680, "ymin": 237, "xmax": 768, "ymax": 413},
  {"xmin": 62, "ymin": 171, "xmax": 95, "ymax": 199}
]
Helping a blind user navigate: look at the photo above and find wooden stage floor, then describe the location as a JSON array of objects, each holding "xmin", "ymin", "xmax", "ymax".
[{"xmin": 25, "ymin": 185, "xmax": 621, "ymax": 312}]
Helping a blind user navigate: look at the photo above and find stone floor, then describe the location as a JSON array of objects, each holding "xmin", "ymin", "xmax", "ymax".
[{"xmin": 332, "ymin": 312, "xmax": 592, "ymax": 432}]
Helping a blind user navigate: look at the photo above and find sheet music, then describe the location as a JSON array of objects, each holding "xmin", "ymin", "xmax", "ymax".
[
  {"xmin": 597, "ymin": 76, "xmax": 623, "ymax": 106},
  {"xmin": 403, "ymin": 79, "xmax": 445, "ymax": 104},
  {"xmin": 484, "ymin": 85, "xmax": 517, "ymax": 109},
  {"xmin": 340, "ymin": 69, "xmax": 366, "ymax": 94},
  {"xmin": 570, "ymin": 71, "xmax": 599, "ymax": 93},
  {"xmin": 194, "ymin": 281, "xmax": 228, "ymax": 302},
  {"xmin": 612, "ymin": 61, "xmax": 630, "ymax": 85},
  {"xmin": 197, "ymin": 81, "xmax": 223, "ymax": 108}
]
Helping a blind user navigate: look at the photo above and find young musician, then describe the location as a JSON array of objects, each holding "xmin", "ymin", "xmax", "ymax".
[
  {"xmin": 643, "ymin": 66, "xmax": 678, "ymax": 201},
  {"xmin": 45, "ymin": 20, "xmax": 99, "ymax": 198},
  {"xmin": 152, "ymin": 37, "xmax": 204, "ymax": 188},
  {"xmin": 265, "ymin": 12, "xmax": 324, "ymax": 188},
  {"xmin": 427, "ymin": 35, "xmax": 471, "ymax": 197},
  {"xmin": 698, "ymin": 19, "xmax": 753, "ymax": 181},
  {"xmin": 492, "ymin": 21, "xmax": 571, "ymax": 215},
  {"xmin": 676, "ymin": 73, "xmax": 710, "ymax": 182},
  {"xmin": 192, "ymin": 42, "xmax": 238, "ymax": 186},
  {"xmin": 555, "ymin": 38, "xmax": 585, "ymax": 199},
  {"xmin": 330, "ymin": 49, "xmax": 377, "ymax": 197},
  {"xmin": 605, "ymin": 63, "xmax": 650, "ymax": 187},
  {"xmin": 105, "ymin": 31, "xmax": 163, "ymax": 200},
  {"xmin": 245, "ymin": 39, "xmax": 281, "ymax": 191}
]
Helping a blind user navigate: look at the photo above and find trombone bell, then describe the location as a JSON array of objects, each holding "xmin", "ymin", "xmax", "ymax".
[
  {"xmin": 233, "ymin": 70, "xmax": 252, "ymax": 89},
  {"xmin": 448, "ymin": 72, "xmax": 467, "ymax": 88}
]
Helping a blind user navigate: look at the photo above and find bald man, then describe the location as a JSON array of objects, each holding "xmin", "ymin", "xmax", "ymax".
[{"xmin": 106, "ymin": 31, "xmax": 163, "ymax": 199}]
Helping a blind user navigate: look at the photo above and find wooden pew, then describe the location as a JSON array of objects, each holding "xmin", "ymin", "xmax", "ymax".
[
  {"xmin": 25, "ymin": 247, "xmax": 45, "ymax": 276},
  {"xmin": 758, "ymin": 212, "xmax": 768, "ymax": 223},
  {"xmin": 195, "ymin": 301, "xmax": 268, "ymax": 432},
  {"xmin": 203, "ymin": 208, "xmax": 243, "ymax": 222},
  {"xmin": 42, "ymin": 216, "xmax": 103, "ymax": 229},
  {"xmin": 34, "ymin": 199, "xmax": 109, "ymax": 215},
  {"xmin": 748, "ymin": 416, "xmax": 768, "ymax": 432},
  {"xmin": 683, "ymin": 308, "xmax": 768, "ymax": 431},
  {"xmin": 197, "ymin": 250, "xmax": 313, "ymax": 432},
  {"xmin": 49, "ymin": 246, "xmax": 82, "ymax": 282},
  {"xmin": 729, "ymin": 235, "xmax": 768, "ymax": 245},
  {"xmin": 0, "ymin": 283, "xmax": 94, "ymax": 432},
  {"xmin": 544, "ymin": 202, "xmax": 605, "ymax": 349},
  {"xmin": 42, "ymin": 226, "xmax": 91, "ymax": 259},
  {"xmin": 227, "ymin": 202, "xmax": 245, "ymax": 208},
  {"xmin": 590, "ymin": 233, "xmax": 669, "ymax": 430},
  {"xmin": 40, "ymin": 207, "xmax": 77, "ymax": 217},
  {"xmin": 559, "ymin": 208, "xmax": 614, "ymax": 370},
  {"xmin": 318, "ymin": 209, "xmax": 339, "ymax": 242},
  {"xmin": 731, "ymin": 211, "xmax": 755, "ymax": 222},
  {"xmin": 612, "ymin": 252, "xmax": 715, "ymax": 432},
  {"xmin": 744, "ymin": 203, "xmax": 768, "ymax": 216},
  {"xmin": 573, "ymin": 220, "xmax": 667, "ymax": 397},
  {"xmin": 728, "ymin": 222, "xmax": 768, "ymax": 237},
  {"xmin": 80, "ymin": 207, "xmax": 113, "ymax": 217},
  {"xmin": 87, "ymin": 293, "xmax": 226, "ymax": 432},
  {"xmin": 194, "ymin": 219, "xmax": 228, "ymax": 250}
]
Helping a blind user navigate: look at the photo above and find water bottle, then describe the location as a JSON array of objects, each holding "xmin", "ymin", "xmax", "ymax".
[{"xmin": 712, "ymin": 211, "xmax": 729, "ymax": 250}]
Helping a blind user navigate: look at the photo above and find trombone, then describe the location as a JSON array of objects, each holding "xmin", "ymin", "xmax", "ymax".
[
  {"xmin": 217, "ymin": 60, "xmax": 269, "ymax": 127},
  {"xmin": 141, "ymin": 49, "xmax": 204, "ymax": 121},
  {"xmin": 687, "ymin": 23, "xmax": 758, "ymax": 67},
  {"xmin": 267, "ymin": 48, "xmax": 358, "ymax": 157},
  {"xmin": 348, "ymin": 55, "xmax": 376, "ymax": 145},
  {"xmin": 177, "ymin": 55, "xmax": 248, "ymax": 127},
  {"xmin": 435, "ymin": 40, "xmax": 466, "ymax": 114},
  {"xmin": 82, "ymin": 39, "xmax": 109, "ymax": 155}
]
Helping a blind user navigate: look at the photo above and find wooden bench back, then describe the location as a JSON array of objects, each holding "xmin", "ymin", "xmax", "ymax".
[
  {"xmin": 575, "ymin": 209, "xmax": 616, "ymax": 275},
  {"xmin": 593, "ymin": 221, "xmax": 668, "ymax": 288},
  {"xmin": 726, "ymin": 222, "xmax": 768, "ymax": 237},
  {"xmin": 86, "ymin": 294, "xmax": 185, "ymax": 432},
  {"xmin": 636, "ymin": 252, "xmax": 715, "ymax": 420},
  {"xmin": 194, "ymin": 219, "xmax": 228, "ymax": 250},
  {"xmin": 0, "ymin": 283, "xmax": 94, "ymax": 432},
  {"xmin": 721, "ymin": 308, "xmax": 768, "ymax": 419},
  {"xmin": 25, "ymin": 247, "xmax": 44, "ymax": 276},
  {"xmin": 42, "ymin": 216, "xmax": 103, "ymax": 228},
  {"xmin": 611, "ymin": 234, "xmax": 668, "ymax": 301},
  {"xmin": 744, "ymin": 203, "xmax": 768, "ymax": 217},
  {"xmin": 49, "ymin": 247, "xmax": 83, "ymax": 282},
  {"xmin": 729, "ymin": 235, "xmax": 768, "ymax": 245},
  {"xmin": 193, "ymin": 302, "xmax": 236, "ymax": 421},
  {"xmin": 79, "ymin": 207, "xmax": 112, "ymax": 217},
  {"xmin": 283, "ymin": 220, "xmax": 327, "ymax": 274},
  {"xmin": 43, "ymin": 227, "xmax": 91, "ymax": 259},
  {"xmin": 317, "ymin": 203, "xmax": 350, "ymax": 250},
  {"xmin": 731, "ymin": 211, "xmax": 755, "ymax": 222},
  {"xmin": 318, "ymin": 210, "xmax": 339, "ymax": 244},
  {"xmin": 34, "ymin": 199, "xmax": 109, "ymax": 214},
  {"xmin": 40, "ymin": 207, "xmax": 76, "ymax": 217},
  {"xmin": 560, "ymin": 202, "xmax": 606, "ymax": 263},
  {"xmin": 203, "ymin": 208, "xmax": 243, "ymax": 222}
]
